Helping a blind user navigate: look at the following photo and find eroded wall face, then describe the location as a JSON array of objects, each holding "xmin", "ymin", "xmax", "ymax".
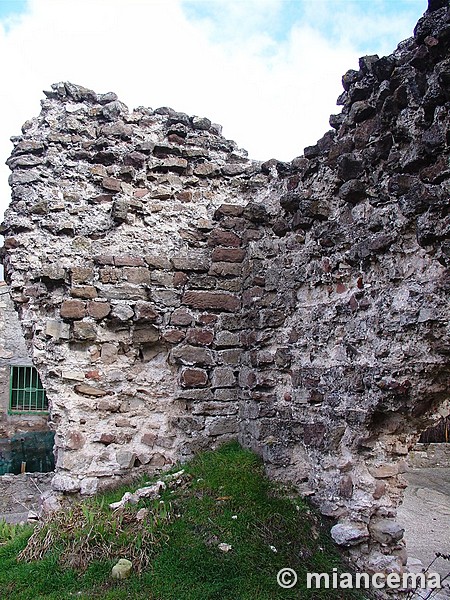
[
  {"xmin": 2, "ymin": 84, "xmax": 275, "ymax": 494},
  {"xmin": 239, "ymin": 3, "xmax": 450, "ymax": 571},
  {"xmin": 2, "ymin": 0, "xmax": 449, "ymax": 572}
]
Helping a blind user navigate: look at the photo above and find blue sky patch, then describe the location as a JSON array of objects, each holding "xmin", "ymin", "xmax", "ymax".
[
  {"xmin": 182, "ymin": 0, "xmax": 426, "ymax": 56},
  {"xmin": 0, "ymin": 0, "xmax": 27, "ymax": 20}
]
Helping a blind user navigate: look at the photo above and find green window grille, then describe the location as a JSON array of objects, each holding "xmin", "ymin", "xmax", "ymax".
[{"xmin": 9, "ymin": 366, "xmax": 48, "ymax": 413}]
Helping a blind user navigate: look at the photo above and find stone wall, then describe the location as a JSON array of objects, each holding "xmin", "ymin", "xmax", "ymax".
[
  {"xmin": 1, "ymin": 84, "xmax": 272, "ymax": 494},
  {"xmin": 0, "ymin": 282, "xmax": 53, "ymax": 474},
  {"xmin": 1, "ymin": 0, "xmax": 449, "ymax": 572},
  {"xmin": 409, "ymin": 442, "xmax": 450, "ymax": 468}
]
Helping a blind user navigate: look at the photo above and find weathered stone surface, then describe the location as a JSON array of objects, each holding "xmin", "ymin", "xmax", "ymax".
[
  {"xmin": 172, "ymin": 253, "xmax": 210, "ymax": 272},
  {"xmin": 123, "ymin": 267, "xmax": 150, "ymax": 284},
  {"xmin": 214, "ymin": 331, "xmax": 240, "ymax": 348},
  {"xmin": 206, "ymin": 417, "xmax": 238, "ymax": 436},
  {"xmin": 183, "ymin": 291, "xmax": 240, "ymax": 312},
  {"xmin": 208, "ymin": 230, "xmax": 241, "ymax": 248},
  {"xmin": 194, "ymin": 162, "xmax": 220, "ymax": 177},
  {"xmin": 180, "ymin": 368, "xmax": 209, "ymax": 388},
  {"xmin": 369, "ymin": 519, "xmax": 404, "ymax": 545},
  {"xmin": 71, "ymin": 267, "xmax": 94, "ymax": 284},
  {"xmin": 170, "ymin": 308, "xmax": 194, "ymax": 326},
  {"xmin": 45, "ymin": 319, "xmax": 70, "ymax": 340},
  {"xmin": 102, "ymin": 177, "xmax": 122, "ymax": 192},
  {"xmin": 134, "ymin": 301, "xmax": 158, "ymax": 322},
  {"xmin": 330, "ymin": 523, "xmax": 369, "ymax": 546},
  {"xmin": 171, "ymin": 345, "xmax": 214, "ymax": 366},
  {"xmin": 87, "ymin": 301, "xmax": 111, "ymax": 320},
  {"xmin": 74, "ymin": 384, "xmax": 108, "ymax": 397},
  {"xmin": 73, "ymin": 321, "xmax": 97, "ymax": 341},
  {"xmin": 369, "ymin": 464, "xmax": 399, "ymax": 478},
  {"xmin": 70, "ymin": 286, "xmax": 98, "ymax": 299},
  {"xmin": 60, "ymin": 299, "xmax": 86, "ymax": 319},
  {"xmin": 114, "ymin": 255, "xmax": 146, "ymax": 267},
  {"xmin": 186, "ymin": 328, "xmax": 214, "ymax": 346},
  {"xmin": 211, "ymin": 248, "xmax": 246, "ymax": 263},
  {"xmin": 162, "ymin": 329, "xmax": 185, "ymax": 344},
  {"xmin": 52, "ymin": 474, "xmax": 81, "ymax": 493},
  {"xmin": 132, "ymin": 325, "xmax": 159, "ymax": 344},
  {"xmin": 211, "ymin": 367, "xmax": 236, "ymax": 388},
  {"xmin": 110, "ymin": 303, "xmax": 134, "ymax": 321},
  {"xmin": 208, "ymin": 262, "xmax": 242, "ymax": 277}
]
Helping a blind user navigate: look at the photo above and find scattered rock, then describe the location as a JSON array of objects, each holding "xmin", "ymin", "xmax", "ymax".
[{"xmin": 111, "ymin": 558, "xmax": 132, "ymax": 580}]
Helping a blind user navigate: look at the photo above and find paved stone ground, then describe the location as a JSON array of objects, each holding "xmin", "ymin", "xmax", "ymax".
[
  {"xmin": 397, "ymin": 467, "xmax": 450, "ymax": 598},
  {"xmin": 1, "ymin": 511, "xmax": 29, "ymax": 524}
]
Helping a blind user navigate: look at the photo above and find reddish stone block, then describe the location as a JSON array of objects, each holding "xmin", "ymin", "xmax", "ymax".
[
  {"xmin": 70, "ymin": 285, "xmax": 98, "ymax": 299},
  {"xmin": 186, "ymin": 328, "xmax": 214, "ymax": 346},
  {"xmin": 173, "ymin": 272, "xmax": 188, "ymax": 287},
  {"xmin": 176, "ymin": 190, "xmax": 193, "ymax": 202},
  {"xmin": 134, "ymin": 188, "xmax": 150, "ymax": 198},
  {"xmin": 99, "ymin": 433, "xmax": 116, "ymax": 445},
  {"xmin": 134, "ymin": 301, "xmax": 159, "ymax": 322},
  {"xmin": 194, "ymin": 162, "xmax": 220, "ymax": 177},
  {"xmin": 208, "ymin": 229, "xmax": 241, "ymax": 247},
  {"xmin": 167, "ymin": 133, "xmax": 186, "ymax": 145},
  {"xmin": 87, "ymin": 301, "xmax": 111, "ymax": 320},
  {"xmin": 162, "ymin": 329, "xmax": 186, "ymax": 344},
  {"xmin": 74, "ymin": 383, "xmax": 106, "ymax": 396},
  {"xmin": 183, "ymin": 291, "xmax": 240, "ymax": 313},
  {"xmin": 170, "ymin": 308, "xmax": 194, "ymax": 326},
  {"xmin": 145, "ymin": 255, "xmax": 171, "ymax": 269},
  {"xmin": 124, "ymin": 151, "xmax": 146, "ymax": 168},
  {"xmin": 91, "ymin": 194, "xmax": 113, "ymax": 204},
  {"xmin": 3, "ymin": 237, "xmax": 20, "ymax": 249},
  {"xmin": 197, "ymin": 313, "xmax": 219, "ymax": 325},
  {"xmin": 102, "ymin": 176, "xmax": 121, "ymax": 192},
  {"xmin": 60, "ymin": 299, "xmax": 86, "ymax": 319},
  {"xmin": 85, "ymin": 370, "xmax": 101, "ymax": 381},
  {"xmin": 211, "ymin": 248, "xmax": 245, "ymax": 263},
  {"xmin": 180, "ymin": 368, "xmax": 209, "ymax": 388},
  {"xmin": 114, "ymin": 255, "xmax": 146, "ymax": 267},
  {"xmin": 214, "ymin": 204, "xmax": 244, "ymax": 217},
  {"xmin": 66, "ymin": 431, "xmax": 85, "ymax": 450}
]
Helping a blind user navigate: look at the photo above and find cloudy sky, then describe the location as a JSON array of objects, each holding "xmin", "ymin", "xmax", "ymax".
[{"xmin": 0, "ymin": 0, "xmax": 426, "ymax": 219}]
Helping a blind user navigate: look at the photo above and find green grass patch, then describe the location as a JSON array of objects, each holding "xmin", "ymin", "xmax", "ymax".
[{"xmin": 0, "ymin": 442, "xmax": 365, "ymax": 599}]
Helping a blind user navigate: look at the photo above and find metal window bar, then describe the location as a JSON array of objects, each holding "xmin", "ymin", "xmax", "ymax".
[{"xmin": 9, "ymin": 366, "xmax": 48, "ymax": 413}]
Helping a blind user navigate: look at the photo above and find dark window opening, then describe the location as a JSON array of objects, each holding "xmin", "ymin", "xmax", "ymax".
[
  {"xmin": 419, "ymin": 416, "xmax": 450, "ymax": 443},
  {"xmin": 9, "ymin": 366, "xmax": 48, "ymax": 413}
]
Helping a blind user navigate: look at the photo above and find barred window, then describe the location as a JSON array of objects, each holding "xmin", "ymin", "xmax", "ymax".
[{"xmin": 9, "ymin": 366, "xmax": 48, "ymax": 413}]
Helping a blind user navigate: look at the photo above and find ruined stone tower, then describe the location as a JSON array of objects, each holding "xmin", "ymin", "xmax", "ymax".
[{"xmin": 2, "ymin": 0, "xmax": 449, "ymax": 572}]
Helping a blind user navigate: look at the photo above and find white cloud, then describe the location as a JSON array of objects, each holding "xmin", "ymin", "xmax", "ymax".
[{"xmin": 0, "ymin": 0, "xmax": 425, "ymax": 219}]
